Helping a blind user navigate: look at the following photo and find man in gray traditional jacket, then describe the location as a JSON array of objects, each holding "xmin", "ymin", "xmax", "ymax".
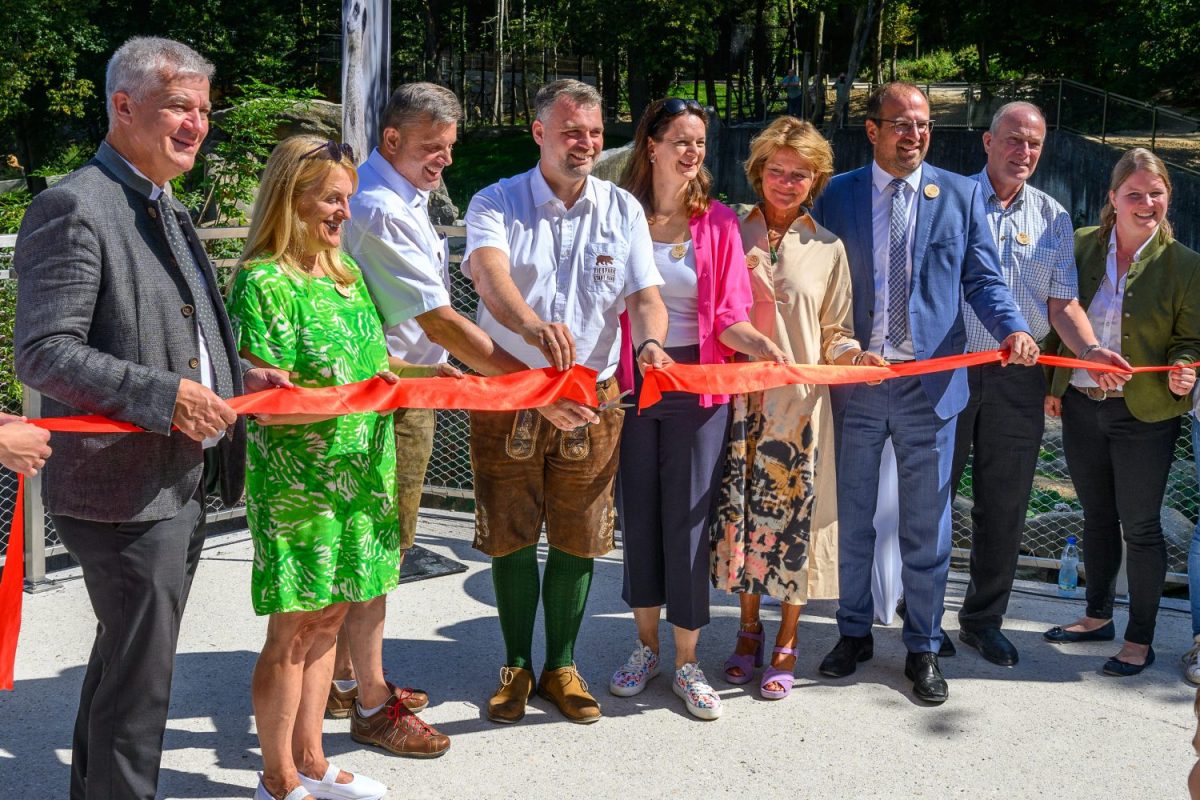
[{"xmin": 14, "ymin": 37, "xmax": 287, "ymax": 800}]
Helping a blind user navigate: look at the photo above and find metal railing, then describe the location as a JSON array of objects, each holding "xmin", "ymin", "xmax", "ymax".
[{"xmin": 3, "ymin": 219, "xmax": 1198, "ymax": 588}]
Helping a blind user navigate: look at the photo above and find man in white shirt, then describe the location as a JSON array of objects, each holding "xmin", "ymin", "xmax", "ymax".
[
  {"xmin": 464, "ymin": 79, "xmax": 670, "ymax": 725},
  {"xmin": 337, "ymin": 83, "xmax": 524, "ymax": 757}
]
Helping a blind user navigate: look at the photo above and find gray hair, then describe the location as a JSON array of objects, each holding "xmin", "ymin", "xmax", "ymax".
[
  {"xmin": 380, "ymin": 82, "xmax": 462, "ymax": 137},
  {"xmin": 534, "ymin": 79, "xmax": 602, "ymax": 122},
  {"xmin": 105, "ymin": 37, "xmax": 214, "ymax": 132},
  {"xmin": 989, "ymin": 101, "xmax": 1046, "ymax": 134}
]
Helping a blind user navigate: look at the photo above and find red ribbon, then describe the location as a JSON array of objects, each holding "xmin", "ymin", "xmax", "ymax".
[
  {"xmin": 0, "ymin": 365, "xmax": 600, "ymax": 689},
  {"xmin": 638, "ymin": 349, "xmax": 1191, "ymax": 409}
]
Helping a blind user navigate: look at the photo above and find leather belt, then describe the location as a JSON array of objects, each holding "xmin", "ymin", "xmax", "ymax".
[{"xmin": 1071, "ymin": 384, "xmax": 1123, "ymax": 401}]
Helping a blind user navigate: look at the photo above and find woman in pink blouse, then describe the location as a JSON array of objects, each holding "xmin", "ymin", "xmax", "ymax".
[{"xmin": 609, "ymin": 98, "xmax": 786, "ymax": 720}]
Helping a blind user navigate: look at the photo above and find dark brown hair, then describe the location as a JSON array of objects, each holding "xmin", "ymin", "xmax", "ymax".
[{"xmin": 620, "ymin": 98, "xmax": 711, "ymax": 219}]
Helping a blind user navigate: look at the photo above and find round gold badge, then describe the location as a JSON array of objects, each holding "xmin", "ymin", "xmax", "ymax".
[
  {"xmin": 923, "ymin": 184, "xmax": 940, "ymax": 199},
  {"xmin": 670, "ymin": 243, "xmax": 687, "ymax": 260},
  {"xmin": 746, "ymin": 254, "xmax": 760, "ymax": 269},
  {"xmin": 1015, "ymin": 232, "xmax": 1032, "ymax": 246}
]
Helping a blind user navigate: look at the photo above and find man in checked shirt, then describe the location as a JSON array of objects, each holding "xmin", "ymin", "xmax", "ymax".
[{"xmin": 951, "ymin": 101, "xmax": 1131, "ymax": 667}]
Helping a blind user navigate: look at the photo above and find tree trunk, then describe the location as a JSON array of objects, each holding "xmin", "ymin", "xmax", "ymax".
[
  {"xmin": 976, "ymin": 40, "xmax": 989, "ymax": 81},
  {"xmin": 825, "ymin": 0, "xmax": 879, "ymax": 138},
  {"xmin": 519, "ymin": 0, "xmax": 530, "ymax": 121},
  {"xmin": 751, "ymin": 0, "xmax": 769, "ymax": 120},
  {"xmin": 423, "ymin": 1, "xmax": 440, "ymax": 82},
  {"xmin": 873, "ymin": 0, "xmax": 885, "ymax": 85},
  {"xmin": 491, "ymin": 0, "xmax": 506, "ymax": 124},
  {"xmin": 812, "ymin": 9, "xmax": 826, "ymax": 126},
  {"xmin": 891, "ymin": 43, "xmax": 897, "ymax": 81}
]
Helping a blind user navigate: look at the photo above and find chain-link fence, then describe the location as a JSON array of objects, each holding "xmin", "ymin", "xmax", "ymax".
[{"xmin": 2, "ymin": 219, "xmax": 1197, "ymax": 584}]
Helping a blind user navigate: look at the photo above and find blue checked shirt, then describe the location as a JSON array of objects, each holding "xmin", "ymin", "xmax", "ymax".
[{"xmin": 963, "ymin": 169, "xmax": 1078, "ymax": 351}]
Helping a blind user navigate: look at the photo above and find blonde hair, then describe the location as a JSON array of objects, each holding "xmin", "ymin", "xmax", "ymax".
[
  {"xmin": 1098, "ymin": 147, "xmax": 1173, "ymax": 244},
  {"xmin": 239, "ymin": 135, "xmax": 358, "ymax": 287},
  {"xmin": 744, "ymin": 116, "xmax": 834, "ymax": 207}
]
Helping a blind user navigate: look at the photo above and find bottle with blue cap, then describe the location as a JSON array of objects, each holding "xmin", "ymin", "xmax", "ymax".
[{"xmin": 1058, "ymin": 535, "xmax": 1080, "ymax": 597}]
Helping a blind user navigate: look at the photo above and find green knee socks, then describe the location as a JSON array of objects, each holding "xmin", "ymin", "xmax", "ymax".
[
  {"xmin": 542, "ymin": 547, "xmax": 594, "ymax": 671},
  {"xmin": 491, "ymin": 546, "xmax": 595, "ymax": 672}
]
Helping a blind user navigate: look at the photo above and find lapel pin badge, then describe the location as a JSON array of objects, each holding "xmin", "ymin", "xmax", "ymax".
[
  {"xmin": 1015, "ymin": 232, "xmax": 1032, "ymax": 246},
  {"xmin": 670, "ymin": 243, "xmax": 687, "ymax": 260},
  {"xmin": 746, "ymin": 254, "xmax": 760, "ymax": 269},
  {"xmin": 923, "ymin": 184, "xmax": 940, "ymax": 199}
]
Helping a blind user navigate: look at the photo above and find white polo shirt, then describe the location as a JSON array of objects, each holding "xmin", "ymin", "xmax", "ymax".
[
  {"xmin": 463, "ymin": 165, "xmax": 662, "ymax": 380},
  {"xmin": 345, "ymin": 148, "xmax": 452, "ymax": 364}
]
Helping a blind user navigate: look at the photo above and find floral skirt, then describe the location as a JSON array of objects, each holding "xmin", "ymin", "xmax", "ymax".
[{"xmin": 710, "ymin": 390, "xmax": 818, "ymax": 605}]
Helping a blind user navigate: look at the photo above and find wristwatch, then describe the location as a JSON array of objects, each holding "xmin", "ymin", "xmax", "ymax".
[{"xmin": 1079, "ymin": 343, "xmax": 1101, "ymax": 360}]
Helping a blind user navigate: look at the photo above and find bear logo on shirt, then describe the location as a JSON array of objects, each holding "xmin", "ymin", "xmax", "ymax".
[{"xmin": 593, "ymin": 253, "xmax": 617, "ymax": 283}]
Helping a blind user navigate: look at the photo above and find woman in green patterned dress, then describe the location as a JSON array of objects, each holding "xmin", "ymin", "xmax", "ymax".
[{"xmin": 227, "ymin": 136, "xmax": 441, "ymax": 800}]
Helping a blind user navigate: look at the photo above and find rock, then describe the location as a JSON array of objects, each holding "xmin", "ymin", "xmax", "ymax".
[
  {"xmin": 1162, "ymin": 506, "xmax": 1194, "ymax": 573},
  {"xmin": 428, "ymin": 182, "xmax": 459, "ymax": 226},
  {"xmin": 207, "ymin": 99, "xmax": 342, "ymax": 150},
  {"xmin": 1022, "ymin": 511, "xmax": 1085, "ymax": 559},
  {"xmin": 592, "ymin": 141, "xmax": 633, "ymax": 183}
]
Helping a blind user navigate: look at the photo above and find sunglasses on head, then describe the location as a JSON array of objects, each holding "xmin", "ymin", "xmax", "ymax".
[{"xmin": 301, "ymin": 140, "xmax": 356, "ymax": 163}]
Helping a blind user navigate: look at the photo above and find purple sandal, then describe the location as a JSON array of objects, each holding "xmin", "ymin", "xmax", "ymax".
[
  {"xmin": 760, "ymin": 646, "xmax": 798, "ymax": 700},
  {"xmin": 723, "ymin": 625, "xmax": 765, "ymax": 685}
]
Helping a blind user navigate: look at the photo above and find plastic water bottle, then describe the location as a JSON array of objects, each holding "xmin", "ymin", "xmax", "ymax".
[{"xmin": 1058, "ymin": 536, "xmax": 1080, "ymax": 597}]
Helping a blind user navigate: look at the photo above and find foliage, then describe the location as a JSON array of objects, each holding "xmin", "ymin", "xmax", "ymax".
[
  {"xmin": 180, "ymin": 80, "xmax": 321, "ymax": 227},
  {"xmin": 0, "ymin": 189, "xmax": 31, "ymax": 236},
  {"xmin": 30, "ymin": 143, "xmax": 91, "ymax": 178}
]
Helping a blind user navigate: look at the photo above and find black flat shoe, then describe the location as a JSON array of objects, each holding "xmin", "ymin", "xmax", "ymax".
[
  {"xmin": 960, "ymin": 627, "xmax": 1018, "ymax": 666},
  {"xmin": 1102, "ymin": 647, "xmax": 1155, "ymax": 677},
  {"xmin": 1043, "ymin": 620, "xmax": 1116, "ymax": 643},
  {"xmin": 904, "ymin": 652, "xmax": 948, "ymax": 704},
  {"xmin": 818, "ymin": 634, "xmax": 874, "ymax": 678}
]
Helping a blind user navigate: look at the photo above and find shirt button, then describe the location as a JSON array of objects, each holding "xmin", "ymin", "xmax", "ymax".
[
  {"xmin": 1123, "ymin": 312, "xmax": 1131, "ymax": 318},
  {"xmin": 181, "ymin": 304, "xmax": 194, "ymax": 317},
  {"xmin": 188, "ymin": 357, "xmax": 200, "ymax": 369},
  {"xmin": 148, "ymin": 207, "xmax": 158, "ymax": 219}
]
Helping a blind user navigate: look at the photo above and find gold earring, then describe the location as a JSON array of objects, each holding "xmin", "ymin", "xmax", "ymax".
[{"xmin": 650, "ymin": 153, "xmax": 656, "ymax": 164}]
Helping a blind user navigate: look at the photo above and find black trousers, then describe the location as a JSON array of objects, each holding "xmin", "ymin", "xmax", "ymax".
[
  {"xmin": 55, "ymin": 484, "xmax": 206, "ymax": 800},
  {"xmin": 1061, "ymin": 390, "xmax": 1179, "ymax": 645},
  {"xmin": 951, "ymin": 363, "xmax": 1046, "ymax": 632}
]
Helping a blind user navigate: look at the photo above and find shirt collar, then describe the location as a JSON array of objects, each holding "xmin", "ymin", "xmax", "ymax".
[
  {"xmin": 977, "ymin": 167, "xmax": 1025, "ymax": 209},
  {"xmin": 530, "ymin": 163, "xmax": 596, "ymax": 210},
  {"xmin": 871, "ymin": 161, "xmax": 922, "ymax": 195},
  {"xmin": 1107, "ymin": 227, "xmax": 1156, "ymax": 263},
  {"xmin": 365, "ymin": 148, "xmax": 430, "ymax": 210},
  {"xmin": 96, "ymin": 140, "xmax": 171, "ymax": 201},
  {"xmin": 745, "ymin": 202, "xmax": 817, "ymax": 234}
]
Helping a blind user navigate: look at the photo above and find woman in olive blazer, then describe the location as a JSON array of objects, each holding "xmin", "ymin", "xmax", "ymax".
[{"xmin": 1043, "ymin": 148, "xmax": 1200, "ymax": 676}]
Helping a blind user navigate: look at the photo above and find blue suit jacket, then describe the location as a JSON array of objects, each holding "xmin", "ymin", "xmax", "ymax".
[{"xmin": 811, "ymin": 162, "xmax": 1030, "ymax": 419}]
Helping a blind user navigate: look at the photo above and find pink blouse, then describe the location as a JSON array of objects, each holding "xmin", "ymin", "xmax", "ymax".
[{"xmin": 616, "ymin": 200, "xmax": 753, "ymax": 407}]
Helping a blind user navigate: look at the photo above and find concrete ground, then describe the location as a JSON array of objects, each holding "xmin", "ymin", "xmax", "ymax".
[{"xmin": 3, "ymin": 510, "xmax": 1197, "ymax": 799}]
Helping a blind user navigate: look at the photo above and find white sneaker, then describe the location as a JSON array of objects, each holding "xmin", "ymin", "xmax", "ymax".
[
  {"xmin": 1183, "ymin": 635, "xmax": 1200, "ymax": 685},
  {"xmin": 672, "ymin": 662, "xmax": 722, "ymax": 720},
  {"xmin": 297, "ymin": 764, "xmax": 386, "ymax": 800},
  {"xmin": 609, "ymin": 641, "xmax": 661, "ymax": 697},
  {"xmin": 255, "ymin": 773, "xmax": 314, "ymax": 800}
]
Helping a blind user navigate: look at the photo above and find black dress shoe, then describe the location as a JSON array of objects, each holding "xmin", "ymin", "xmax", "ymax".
[
  {"xmin": 1043, "ymin": 620, "xmax": 1116, "ymax": 643},
  {"xmin": 819, "ymin": 634, "xmax": 874, "ymax": 678},
  {"xmin": 1102, "ymin": 646, "xmax": 1155, "ymax": 677},
  {"xmin": 960, "ymin": 627, "xmax": 1018, "ymax": 666},
  {"xmin": 938, "ymin": 635, "xmax": 956, "ymax": 658},
  {"xmin": 904, "ymin": 652, "xmax": 948, "ymax": 704}
]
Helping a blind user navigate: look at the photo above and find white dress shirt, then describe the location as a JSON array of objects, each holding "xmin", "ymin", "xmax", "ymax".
[
  {"xmin": 869, "ymin": 161, "xmax": 922, "ymax": 360},
  {"xmin": 345, "ymin": 149, "xmax": 452, "ymax": 364},
  {"xmin": 463, "ymin": 166, "xmax": 662, "ymax": 380},
  {"xmin": 1072, "ymin": 228, "xmax": 1154, "ymax": 389}
]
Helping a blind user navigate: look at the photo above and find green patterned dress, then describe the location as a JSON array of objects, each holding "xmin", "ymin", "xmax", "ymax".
[{"xmin": 227, "ymin": 256, "xmax": 400, "ymax": 616}]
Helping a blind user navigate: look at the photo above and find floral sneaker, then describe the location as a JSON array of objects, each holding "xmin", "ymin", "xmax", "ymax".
[
  {"xmin": 609, "ymin": 641, "xmax": 660, "ymax": 697},
  {"xmin": 1183, "ymin": 634, "xmax": 1200, "ymax": 685},
  {"xmin": 672, "ymin": 662, "xmax": 722, "ymax": 720}
]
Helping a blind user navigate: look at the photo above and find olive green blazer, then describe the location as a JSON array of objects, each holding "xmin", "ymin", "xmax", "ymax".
[{"xmin": 1048, "ymin": 226, "xmax": 1200, "ymax": 422}]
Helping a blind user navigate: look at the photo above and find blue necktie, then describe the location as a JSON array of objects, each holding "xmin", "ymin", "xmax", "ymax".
[{"xmin": 886, "ymin": 178, "xmax": 909, "ymax": 348}]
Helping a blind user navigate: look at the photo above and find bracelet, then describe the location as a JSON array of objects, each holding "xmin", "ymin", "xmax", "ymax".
[
  {"xmin": 635, "ymin": 338, "xmax": 662, "ymax": 358},
  {"xmin": 1079, "ymin": 343, "xmax": 1101, "ymax": 360},
  {"xmin": 851, "ymin": 350, "xmax": 868, "ymax": 366}
]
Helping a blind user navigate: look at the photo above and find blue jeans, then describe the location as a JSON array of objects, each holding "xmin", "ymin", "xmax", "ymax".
[{"xmin": 1190, "ymin": 416, "xmax": 1200, "ymax": 636}]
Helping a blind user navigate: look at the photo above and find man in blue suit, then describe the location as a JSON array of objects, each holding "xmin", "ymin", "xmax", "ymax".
[{"xmin": 810, "ymin": 82, "xmax": 1039, "ymax": 703}]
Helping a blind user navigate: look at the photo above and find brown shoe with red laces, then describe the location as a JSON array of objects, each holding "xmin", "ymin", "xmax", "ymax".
[
  {"xmin": 326, "ymin": 681, "xmax": 429, "ymax": 718},
  {"xmin": 350, "ymin": 695, "xmax": 450, "ymax": 758}
]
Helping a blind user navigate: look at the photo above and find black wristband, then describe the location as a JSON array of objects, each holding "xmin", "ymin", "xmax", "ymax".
[{"xmin": 635, "ymin": 338, "xmax": 663, "ymax": 358}]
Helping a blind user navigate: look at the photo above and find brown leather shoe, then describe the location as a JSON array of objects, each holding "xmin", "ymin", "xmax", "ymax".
[
  {"xmin": 326, "ymin": 681, "xmax": 429, "ymax": 719},
  {"xmin": 487, "ymin": 666, "xmax": 535, "ymax": 724},
  {"xmin": 350, "ymin": 695, "xmax": 450, "ymax": 758},
  {"xmin": 537, "ymin": 664, "xmax": 601, "ymax": 724}
]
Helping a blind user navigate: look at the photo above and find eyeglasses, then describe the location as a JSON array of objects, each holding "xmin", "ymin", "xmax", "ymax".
[
  {"xmin": 650, "ymin": 98, "xmax": 704, "ymax": 132},
  {"xmin": 868, "ymin": 118, "xmax": 934, "ymax": 136},
  {"xmin": 301, "ymin": 140, "xmax": 356, "ymax": 162}
]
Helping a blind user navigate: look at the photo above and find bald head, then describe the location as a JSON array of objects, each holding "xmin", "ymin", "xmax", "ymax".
[{"xmin": 983, "ymin": 102, "xmax": 1047, "ymax": 203}]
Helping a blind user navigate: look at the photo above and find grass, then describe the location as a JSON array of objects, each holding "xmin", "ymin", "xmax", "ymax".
[{"xmin": 446, "ymin": 126, "xmax": 631, "ymax": 212}]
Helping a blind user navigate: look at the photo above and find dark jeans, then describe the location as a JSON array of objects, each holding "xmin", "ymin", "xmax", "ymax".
[
  {"xmin": 1061, "ymin": 390, "xmax": 1179, "ymax": 645},
  {"xmin": 55, "ymin": 485, "xmax": 206, "ymax": 800},
  {"xmin": 617, "ymin": 345, "xmax": 729, "ymax": 631},
  {"xmin": 951, "ymin": 363, "xmax": 1046, "ymax": 632}
]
